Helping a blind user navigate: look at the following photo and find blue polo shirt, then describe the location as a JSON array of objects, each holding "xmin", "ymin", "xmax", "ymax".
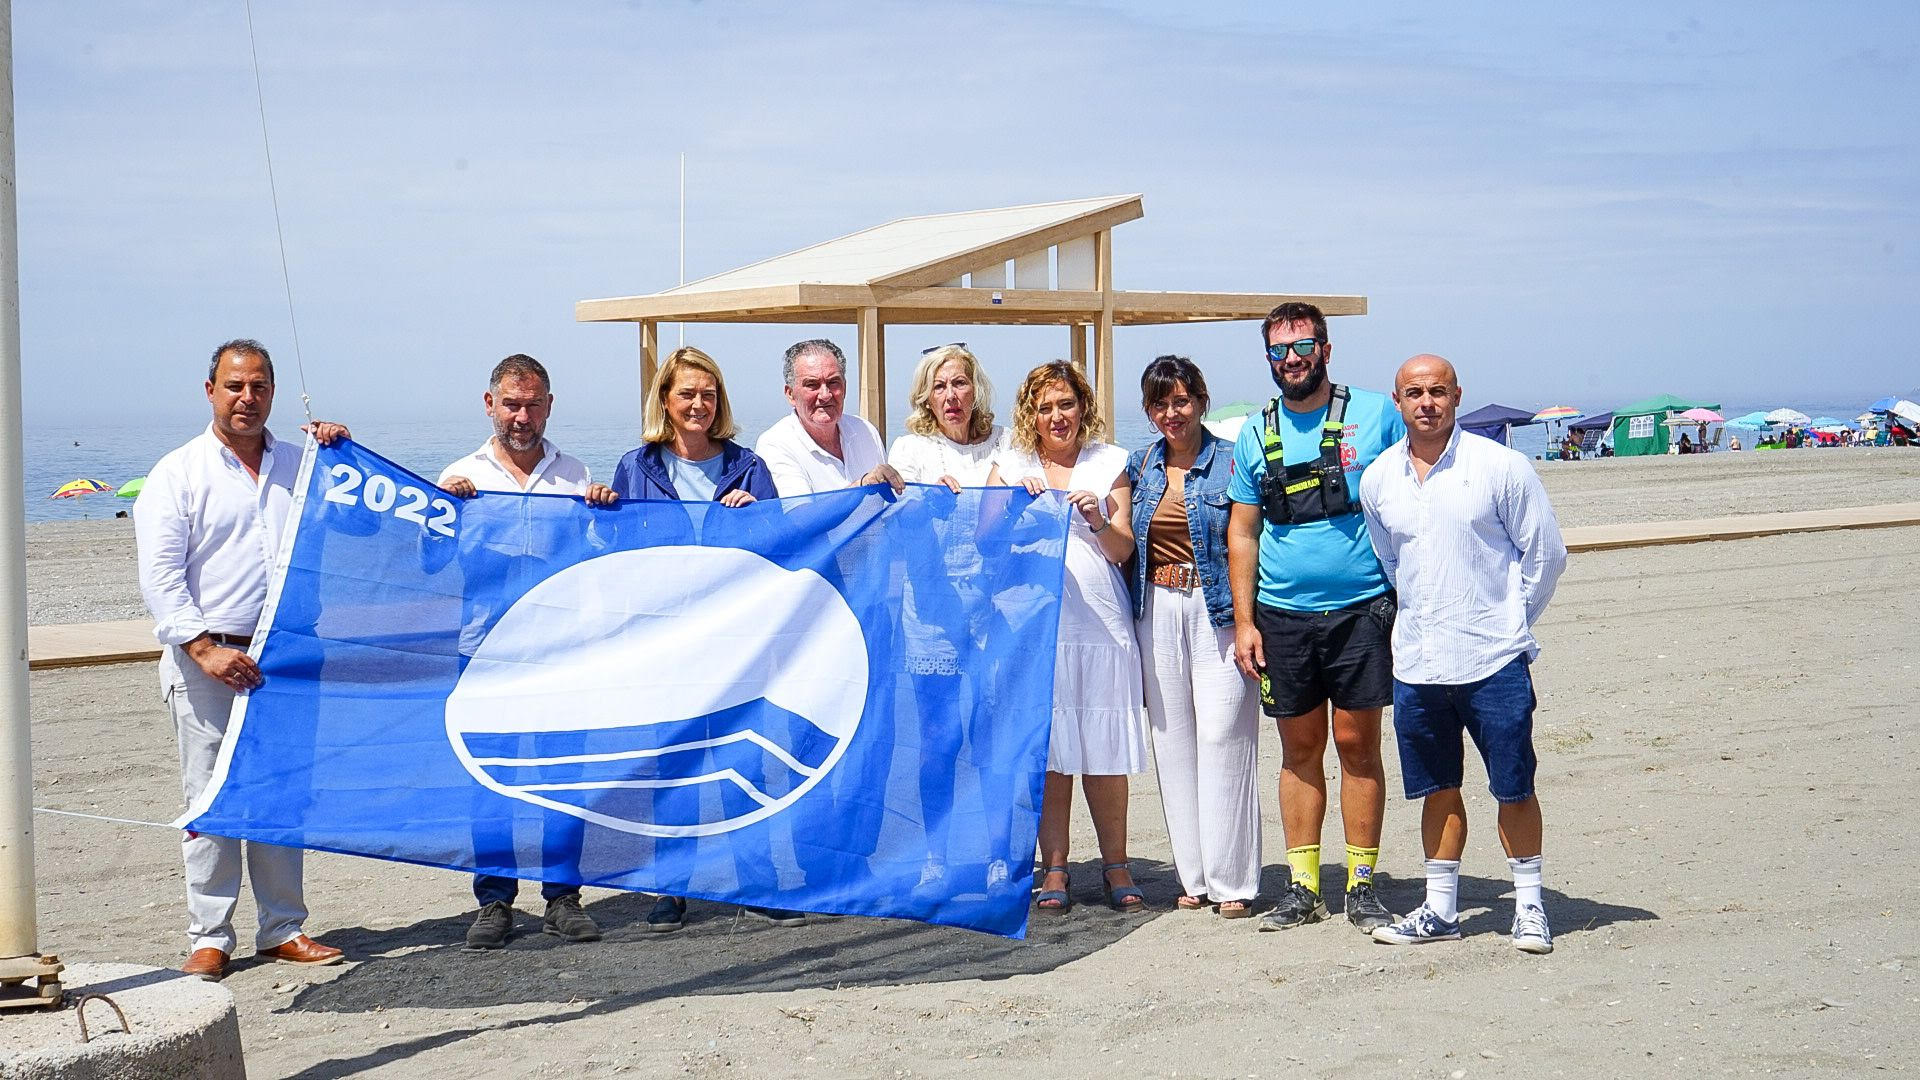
[{"xmin": 1226, "ymin": 387, "xmax": 1406, "ymax": 612}]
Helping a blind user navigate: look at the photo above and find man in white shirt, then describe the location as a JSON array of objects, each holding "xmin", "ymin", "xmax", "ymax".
[
  {"xmin": 753, "ymin": 338, "xmax": 904, "ymax": 497},
  {"xmin": 134, "ymin": 339, "xmax": 351, "ymax": 981},
  {"xmin": 1357, "ymin": 354, "xmax": 1568, "ymax": 954},
  {"xmin": 438, "ymin": 353, "xmax": 615, "ymax": 950}
]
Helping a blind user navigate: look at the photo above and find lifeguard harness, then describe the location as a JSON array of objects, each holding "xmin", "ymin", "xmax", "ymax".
[{"xmin": 1259, "ymin": 384, "xmax": 1357, "ymax": 527}]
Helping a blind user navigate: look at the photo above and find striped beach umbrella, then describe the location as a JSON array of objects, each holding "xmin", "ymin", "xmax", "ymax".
[
  {"xmin": 49, "ymin": 478, "xmax": 113, "ymax": 499},
  {"xmin": 1532, "ymin": 405, "xmax": 1581, "ymax": 422}
]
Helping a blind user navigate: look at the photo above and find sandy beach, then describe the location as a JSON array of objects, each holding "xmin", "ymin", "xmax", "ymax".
[{"xmin": 17, "ymin": 449, "xmax": 1920, "ymax": 1078}]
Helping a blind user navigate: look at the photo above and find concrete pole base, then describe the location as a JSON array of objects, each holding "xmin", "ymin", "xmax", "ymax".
[{"xmin": 0, "ymin": 963, "xmax": 244, "ymax": 1079}]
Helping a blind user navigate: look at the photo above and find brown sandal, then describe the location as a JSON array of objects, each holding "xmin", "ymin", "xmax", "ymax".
[
  {"xmin": 1175, "ymin": 894, "xmax": 1211, "ymax": 911},
  {"xmin": 1217, "ymin": 900, "xmax": 1254, "ymax": 919}
]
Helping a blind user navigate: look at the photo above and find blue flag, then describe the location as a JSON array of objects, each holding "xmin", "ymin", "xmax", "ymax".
[{"xmin": 181, "ymin": 438, "xmax": 1068, "ymax": 938}]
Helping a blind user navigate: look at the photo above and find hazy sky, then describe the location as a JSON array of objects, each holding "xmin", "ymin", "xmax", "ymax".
[{"xmin": 14, "ymin": 1, "xmax": 1918, "ymax": 430}]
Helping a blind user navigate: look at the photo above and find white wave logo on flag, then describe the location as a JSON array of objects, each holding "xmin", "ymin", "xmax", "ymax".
[{"xmin": 443, "ymin": 546, "xmax": 869, "ymax": 838}]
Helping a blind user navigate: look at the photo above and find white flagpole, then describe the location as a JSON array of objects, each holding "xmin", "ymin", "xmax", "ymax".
[
  {"xmin": 678, "ymin": 151, "xmax": 685, "ymax": 348},
  {"xmin": 0, "ymin": 0, "xmax": 43, "ymax": 961}
]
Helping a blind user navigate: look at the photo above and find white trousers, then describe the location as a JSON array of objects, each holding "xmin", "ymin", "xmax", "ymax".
[
  {"xmin": 1139, "ymin": 585, "xmax": 1262, "ymax": 902},
  {"xmin": 163, "ymin": 646, "xmax": 308, "ymax": 954}
]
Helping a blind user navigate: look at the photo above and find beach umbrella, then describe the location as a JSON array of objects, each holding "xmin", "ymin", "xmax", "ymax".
[
  {"xmin": 1205, "ymin": 401, "xmax": 1260, "ymax": 421},
  {"xmin": 1804, "ymin": 416, "xmax": 1847, "ymax": 429},
  {"xmin": 49, "ymin": 478, "xmax": 113, "ymax": 499},
  {"xmin": 1677, "ymin": 407, "xmax": 1725, "ymax": 423},
  {"xmin": 1891, "ymin": 400, "xmax": 1920, "ymax": 425},
  {"xmin": 1869, "ymin": 396, "xmax": 1901, "ymax": 413},
  {"xmin": 1202, "ymin": 400, "xmax": 1261, "ymax": 442},
  {"xmin": 1532, "ymin": 405, "xmax": 1582, "ymax": 422},
  {"xmin": 1765, "ymin": 408, "xmax": 1811, "ymax": 425},
  {"xmin": 116, "ymin": 477, "xmax": 145, "ymax": 499},
  {"xmin": 1726, "ymin": 411, "xmax": 1772, "ymax": 428}
]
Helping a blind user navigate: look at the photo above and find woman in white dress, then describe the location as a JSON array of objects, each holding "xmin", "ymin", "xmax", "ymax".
[
  {"xmin": 986, "ymin": 360, "xmax": 1150, "ymax": 914},
  {"xmin": 886, "ymin": 345, "xmax": 1016, "ymax": 896}
]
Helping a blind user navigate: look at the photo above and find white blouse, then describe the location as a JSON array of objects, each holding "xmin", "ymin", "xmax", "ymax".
[{"xmin": 887, "ymin": 426, "xmax": 1008, "ymax": 487}]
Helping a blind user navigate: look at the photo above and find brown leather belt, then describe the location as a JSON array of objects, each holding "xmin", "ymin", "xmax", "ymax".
[
  {"xmin": 1148, "ymin": 563, "xmax": 1202, "ymax": 591},
  {"xmin": 207, "ymin": 632, "xmax": 253, "ymax": 648}
]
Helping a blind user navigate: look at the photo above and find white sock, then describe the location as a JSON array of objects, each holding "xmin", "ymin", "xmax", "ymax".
[
  {"xmin": 1509, "ymin": 855, "xmax": 1544, "ymax": 911},
  {"xmin": 1424, "ymin": 858, "xmax": 1461, "ymax": 922}
]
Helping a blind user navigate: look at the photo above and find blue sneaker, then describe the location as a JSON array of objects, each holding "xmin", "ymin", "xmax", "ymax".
[
  {"xmin": 1371, "ymin": 902, "xmax": 1462, "ymax": 945},
  {"xmin": 1511, "ymin": 903, "xmax": 1553, "ymax": 954}
]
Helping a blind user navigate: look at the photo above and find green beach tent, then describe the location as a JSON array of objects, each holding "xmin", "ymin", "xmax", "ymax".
[{"xmin": 1609, "ymin": 393, "xmax": 1722, "ymax": 457}]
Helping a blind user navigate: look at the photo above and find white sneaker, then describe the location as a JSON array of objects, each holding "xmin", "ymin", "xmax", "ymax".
[
  {"xmin": 915, "ymin": 859, "xmax": 947, "ymax": 890},
  {"xmin": 985, "ymin": 859, "xmax": 1011, "ymax": 892},
  {"xmin": 1512, "ymin": 903, "xmax": 1553, "ymax": 954},
  {"xmin": 1371, "ymin": 902, "xmax": 1462, "ymax": 945}
]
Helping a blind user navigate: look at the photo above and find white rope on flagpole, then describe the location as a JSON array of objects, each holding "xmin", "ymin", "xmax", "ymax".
[{"xmin": 242, "ymin": 0, "xmax": 315, "ymax": 423}]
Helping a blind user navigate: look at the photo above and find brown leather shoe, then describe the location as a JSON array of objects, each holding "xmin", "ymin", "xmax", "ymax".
[
  {"xmin": 257, "ymin": 933, "xmax": 344, "ymax": 966},
  {"xmin": 182, "ymin": 947, "xmax": 229, "ymax": 981}
]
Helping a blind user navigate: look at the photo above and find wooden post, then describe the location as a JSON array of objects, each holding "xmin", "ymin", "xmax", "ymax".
[
  {"xmin": 857, "ymin": 306, "xmax": 886, "ymax": 437},
  {"xmin": 639, "ymin": 321, "xmax": 659, "ymax": 407},
  {"xmin": 1069, "ymin": 323, "xmax": 1087, "ymax": 368},
  {"xmin": 1093, "ymin": 229, "xmax": 1116, "ymax": 429}
]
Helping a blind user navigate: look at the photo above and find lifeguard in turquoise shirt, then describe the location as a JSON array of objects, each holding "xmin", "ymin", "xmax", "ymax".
[{"xmin": 1225, "ymin": 302, "xmax": 1405, "ymax": 935}]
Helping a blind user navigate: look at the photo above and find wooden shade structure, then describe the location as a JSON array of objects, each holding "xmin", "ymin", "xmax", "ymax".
[{"xmin": 576, "ymin": 194, "xmax": 1366, "ymax": 434}]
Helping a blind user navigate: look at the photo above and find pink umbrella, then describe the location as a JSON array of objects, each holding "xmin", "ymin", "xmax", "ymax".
[{"xmin": 1677, "ymin": 408, "xmax": 1725, "ymax": 423}]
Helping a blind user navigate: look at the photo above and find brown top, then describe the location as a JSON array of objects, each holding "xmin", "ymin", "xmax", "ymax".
[{"xmin": 1146, "ymin": 465, "xmax": 1196, "ymax": 568}]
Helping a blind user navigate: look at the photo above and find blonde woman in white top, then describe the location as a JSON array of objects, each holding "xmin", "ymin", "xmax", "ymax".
[
  {"xmin": 986, "ymin": 360, "xmax": 1150, "ymax": 915},
  {"xmin": 887, "ymin": 343, "xmax": 1008, "ymax": 489},
  {"xmin": 886, "ymin": 343, "xmax": 1017, "ymax": 896}
]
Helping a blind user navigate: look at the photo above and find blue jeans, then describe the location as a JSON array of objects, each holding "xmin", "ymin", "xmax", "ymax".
[{"xmin": 1391, "ymin": 655, "xmax": 1537, "ymax": 803}]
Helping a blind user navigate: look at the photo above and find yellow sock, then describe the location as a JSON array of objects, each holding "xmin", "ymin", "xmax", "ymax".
[
  {"xmin": 1346, "ymin": 845, "xmax": 1380, "ymax": 892},
  {"xmin": 1285, "ymin": 845, "xmax": 1321, "ymax": 895}
]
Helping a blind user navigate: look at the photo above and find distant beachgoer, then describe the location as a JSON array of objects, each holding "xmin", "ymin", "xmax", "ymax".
[
  {"xmin": 133, "ymin": 339, "xmax": 350, "ymax": 981},
  {"xmin": 438, "ymin": 353, "xmax": 616, "ymax": 951},
  {"xmin": 754, "ymin": 338, "xmax": 903, "ymax": 497},
  {"xmin": 1730, "ymin": 435, "xmax": 1742, "ymax": 452},
  {"xmin": 1359, "ymin": 354, "xmax": 1568, "ymax": 953},
  {"xmin": 1678, "ymin": 432, "xmax": 1694, "ymax": 454},
  {"xmin": 987, "ymin": 360, "xmax": 1149, "ymax": 915},
  {"xmin": 1125, "ymin": 356, "xmax": 1260, "ymax": 918},
  {"xmin": 1226, "ymin": 302, "xmax": 1403, "ymax": 934}
]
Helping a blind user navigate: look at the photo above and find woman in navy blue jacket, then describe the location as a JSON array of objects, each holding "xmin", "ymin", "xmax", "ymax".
[
  {"xmin": 609, "ymin": 346, "xmax": 793, "ymax": 931},
  {"xmin": 610, "ymin": 346, "xmax": 778, "ymax": 505}
]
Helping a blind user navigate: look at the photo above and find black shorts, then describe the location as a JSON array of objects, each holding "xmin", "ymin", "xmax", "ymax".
[{"xmin": 1254, "ymin": 594, "xmax": 1395, "ymax": 717}]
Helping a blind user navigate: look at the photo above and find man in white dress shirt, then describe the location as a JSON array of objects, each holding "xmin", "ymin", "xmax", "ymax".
[
  {"xmin": 1358, "ymin": 355, "xmax": 1568, "ymax": 954},
  {"xmin": 438, "ymin": 353, "xmax": 615, "ymax": 950},
  {"xmin": 753, "ymin": 338, "xmax": 904, "ymax": 497},
  {"xmin": 748, "ymin": 338, "xmax": 901, "ymax": 925},
  {"xmin": 134, "ymin": 339, "xmax": 350, "ymax": 981}
]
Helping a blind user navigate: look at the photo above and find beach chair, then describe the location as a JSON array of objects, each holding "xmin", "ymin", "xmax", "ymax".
[{"xmin": 1705, "ymin": 428, "xmax": 1722, "ymax": 452}]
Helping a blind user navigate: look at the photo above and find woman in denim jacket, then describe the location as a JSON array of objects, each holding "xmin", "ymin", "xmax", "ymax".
[{"xmin": 1125, "ymin": 356, "xmax": 1262, "ymax": 917}]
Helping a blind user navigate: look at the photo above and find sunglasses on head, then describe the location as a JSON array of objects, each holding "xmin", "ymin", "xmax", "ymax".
[
  {"xmin": 1266, "ymin": 339, "xmax": 1322, "ymax": 362},
  {"xmin": 921, "ymin": 342, "xmax": 968, "ymax": 355}
]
